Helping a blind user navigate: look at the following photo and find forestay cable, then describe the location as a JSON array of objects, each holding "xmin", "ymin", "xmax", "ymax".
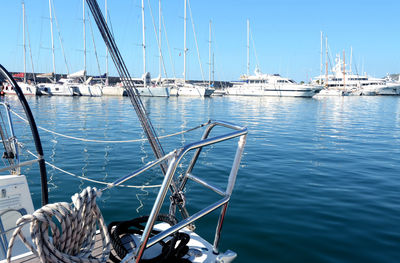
[{"xmin": 86, "ymin": 0, "xmax": 167, "ymax": 173}]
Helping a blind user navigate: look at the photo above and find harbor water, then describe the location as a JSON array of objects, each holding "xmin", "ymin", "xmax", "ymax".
[{"xmin": 4, "ymin": 95, "xmax": 400, "ymax": 263}]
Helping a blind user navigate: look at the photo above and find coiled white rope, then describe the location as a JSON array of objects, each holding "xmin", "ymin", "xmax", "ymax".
[
  {"xmin": 10, "ymin": 109, "xmax": 209, "ymax": 143},
  {"xmin": 6, "ymin": 187, "xmax": 111, "ymax": 263}
]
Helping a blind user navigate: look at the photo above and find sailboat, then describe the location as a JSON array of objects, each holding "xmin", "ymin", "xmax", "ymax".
[
  {"xmin": 3, "ymin": 2, "xmax": 38, "ymax": 96},
  {"xmin": 99, "ymin": 0, "xmax": 125, "ymax": 96},
  {"xmin": 176, "ymin": 0, "xmax": 214, "ymax": 97},
  {"xmin": 37, "ymin": 0, "xmax": 74, "ymax": 96},
  {"xmin": 133, "ymin": 0, "xmax": 169, "ymax": 97},
  {"xmin": 71, "ymin": 0, "xmax": 102, "ymax": 97}
]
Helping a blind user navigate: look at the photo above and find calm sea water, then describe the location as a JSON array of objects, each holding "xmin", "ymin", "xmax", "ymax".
[{"xmin": 3, "ymin": 95, "xmax": 400, "ymax": 262}]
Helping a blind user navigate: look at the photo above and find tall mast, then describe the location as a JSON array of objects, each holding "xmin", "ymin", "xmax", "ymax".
[
  {"xmin": 142, "ymin": 0, "xmax": 146, "ymax": 77},
  {"xmin": 212, "ymin": 52, "xmax": 215, "ymax": 85},
  {"xmin": 22, "ymin": 1, "xmax": 27, "ymax": 83},
  {"xmin": 48, "ymin": 0, "xmax": 56, "ymax": 83},
  {"xmin": 158, "ymin": 0, "xmax": 162, "ymax": 80},
  {"xmin": 343, "ymin": 50, "xmax": 345, "ymax": 89},
  {"xmin": 320, "ymin": 31, "xmax": 323, "ymax": 85},
  {"xmin": 350, "ymin": 46, "xmax": 353, "ymax": 74},
  {"xmin": 83, "ymin": 0, "xmax": 86, "ymax": 81},
  {"xmin": 209, "ymin": 20, "xmax": 211, "ymax": 87},
  {"xmin": 183, "ymin": 0, "xmax": 187, "ymax": 83},
  {"xmin": 247, "ymin": 19, "xmax": 250, "ymax": 76},
  {"xmin": 105, "ymin": 0, "xmax": 108, "ymax": 85},
  {"xmin": 325, "ymin": 36, "xmax": 328, "ymax": 88}
]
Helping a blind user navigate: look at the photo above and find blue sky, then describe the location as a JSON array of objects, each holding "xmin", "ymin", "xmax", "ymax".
[{"xmin": 1, "ymin": 0, "xmax": 400, "ymax": 82}]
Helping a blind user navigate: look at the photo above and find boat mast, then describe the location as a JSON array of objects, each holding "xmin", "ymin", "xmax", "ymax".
[
  {"xmin": 350, "ymin": 46, "xmax": 353, "ymax": 75},
  {"xmin": 83, "ymin": 0, "xmax": 86, "ymax": 81},
  {"xmin": 48, "ymin": 0, "xmax": 56, "ymax": 83},
  {"xmin": 183, "ymin": 0, "xmax": 187, "ymax": 83},
  {"xmin": 343, "ymin": 50, "xmax": 345, "ymax": 89},
  {"xmin": 212, "ymin": 52, "xmax": 215, "ymax": 86},
  {"xmin": 209, "ymin": 20, "xmax": 211, "ymax": 88},
  {"xmin": 158, "ymin": 0, "xmax": 162, "ymax": 82},
  {"xmin": 142, "ymin": 0, "xmax": 146, "ymax": 83},
  {"xmin": 247, "ymin": 19, "xmax": 250, "ymax": 76},
  {"xmin": 105, "ymin": 0, "xmax": 108, "ymax": 85},
  {"xmin": 320, "ymin": 31, "xmax": 323, "ymax": 85},
  {"xmin": 22, "ymin": 1, "xmax": 27, "ymax": 83},
  {"xmin": 325, "ymin": 36, "xmax": 328, "ymax": 88}
]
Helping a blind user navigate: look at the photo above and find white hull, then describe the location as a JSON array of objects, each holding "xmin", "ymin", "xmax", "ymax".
[
  {"xmin": 135, "ymin": 85, "xmax": 170, "ymax": 97},
  {"xmin": 38, "ymin": 83, "xmax": 75, "ymax": 96},
  {"xmin": 102, "ymin": 85, "xmax": 125, "ymax": 96},
  {"xmin": 177, "ymin": 84, "xmax": 214, "ymax": 97},
  {"xmin": 315, "ymin": 88, "xmax": 351, "ymax": 96},
  {"xmin": 226, "ymin": 84, "xmax": 321, "ymax": 97},
  {"xmin": 3, "ymin": 82, "xmax": 38, "ymax": 96},
  {"xmin": 72, "ymin": 84, "xmax": 103, "ymax": 96},
  {"xmin": 170, "ymin": 86, "xmax": 179, "ymax": 96},
  {"xmin": 376, "ymin": 84, "xmax": 400, "ymax": 95}
]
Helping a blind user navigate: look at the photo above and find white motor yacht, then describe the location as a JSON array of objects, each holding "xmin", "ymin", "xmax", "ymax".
[
  {"xmin": 314, "ymin": 55, "xmax": 392, "ymax": 96},
  {"xmin": 226, "ymin": 68, "xmax": 322, "ymax": 97}
]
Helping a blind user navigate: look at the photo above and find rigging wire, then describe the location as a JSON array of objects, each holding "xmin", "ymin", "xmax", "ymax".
[
  {"xmin": 85, "ymin": 0, "xmax": 167, "ymax": 175},
  {"xmin": 249, "ymin": 26, "xmax": 260, "ymax": 71},
  {"xmin": 187, "ymin": 0, "xmax": 205, "ymax": 83},
  {"xmin": 161, "ymin": 12, "xmax": 176, "ymax": 79},
  {"xmin": 87, "ymin": 11, "xmax": 103, "ymax": 78},
  {"xmin": 146, "ymin": 0, "xmax": 168, "ymax": 79},
  {"xmin": 51, "ymin": 0, "xmax": 70, "ymax": 75}
]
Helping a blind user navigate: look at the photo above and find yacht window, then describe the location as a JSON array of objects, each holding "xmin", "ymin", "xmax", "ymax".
[{"xmin": 55, "ymin": 88, "xmax": 59, "ymax": 91}]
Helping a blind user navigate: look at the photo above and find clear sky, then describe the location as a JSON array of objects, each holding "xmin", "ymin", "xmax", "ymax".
[{"xmin": 1, "ymin": 0, "xmax": 400, "ymax": 82}]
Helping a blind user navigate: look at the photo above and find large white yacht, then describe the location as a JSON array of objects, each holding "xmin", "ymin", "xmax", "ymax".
[
  {"xmin": 226, "ymin": 68, "xmax": 322, "ymax": 97},
  {"xmin": 314, "ymin": 56, "xmax": 397, "ymax": 96}
]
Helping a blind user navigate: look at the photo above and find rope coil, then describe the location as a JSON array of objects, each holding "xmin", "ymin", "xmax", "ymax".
[{"xmin": 6, "ymin": 187, "xmax": 111, "ymax": 263}]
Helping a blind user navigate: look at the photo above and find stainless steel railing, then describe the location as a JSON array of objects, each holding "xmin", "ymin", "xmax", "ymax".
[
  {"xmin": 104, "ymin": 120, "xmax": 247, "ymax": 262},
  {"xmin": 137, "ymin": 120, "xmax": 247, "ymax": 261}
]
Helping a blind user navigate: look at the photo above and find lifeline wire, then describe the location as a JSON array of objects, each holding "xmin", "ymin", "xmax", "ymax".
[
  {"xmin": 10, "ymin": 109, "xmax": 209, "ymax": 143},
  {"xmin": 21, "ymin": 144, "xmax": 161, "ymax": 189}
]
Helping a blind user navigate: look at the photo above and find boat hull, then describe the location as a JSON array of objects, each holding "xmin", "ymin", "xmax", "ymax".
[
  {"xmin": 3, "ymin": 82, "xmax": 38, "ymax": 96},
  {"xmin": 177, "ymin": 84, "xmax": 214, "ymax": 97},
  {"xmin": 37, "ymin": 83, "xmax": 74, "ymax": 96},
  {"xmin": 134, "ymin": 86, "xmax": 170, "ymax": 97},
  {"xmin": 226, "ymin": 84, "xmax": 321, "ymax": 97},
  {"xmin": 102, "ymin": 85, "xmax": 125, "ymax": 96}
]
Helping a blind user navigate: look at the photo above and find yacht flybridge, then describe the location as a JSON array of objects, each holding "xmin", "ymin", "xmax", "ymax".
[{"xmin": 227, "ymin": 68, "xmax": 322, "ymax": 97}]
